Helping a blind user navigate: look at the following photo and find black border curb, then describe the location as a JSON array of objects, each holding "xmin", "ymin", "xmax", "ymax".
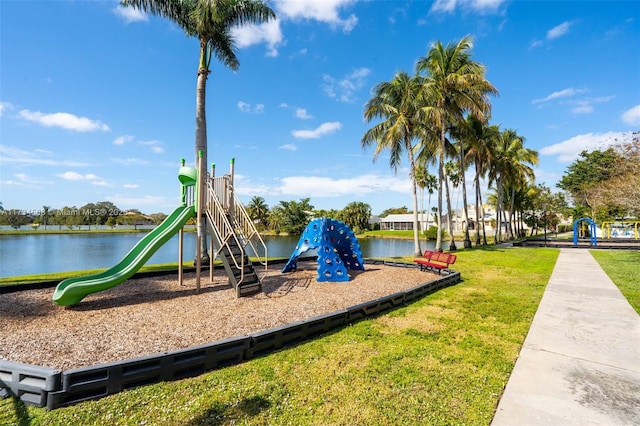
[{"xmin": 1, "ymin": 262, "xmax": 461, "ymax": 410}]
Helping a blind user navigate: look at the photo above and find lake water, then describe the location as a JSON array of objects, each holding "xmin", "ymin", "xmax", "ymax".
[{"xmin": 0, "ymin": 233, "xmax": 444, "ymax": 278}]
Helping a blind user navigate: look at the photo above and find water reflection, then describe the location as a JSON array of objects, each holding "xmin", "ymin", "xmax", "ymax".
[{"xmin": 0, "ymin": 233, "xmax": 443, "ymax": 278}]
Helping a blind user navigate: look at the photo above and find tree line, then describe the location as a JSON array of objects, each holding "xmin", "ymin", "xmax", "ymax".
[
  {"xmin": 245, "ymin": 198, "xmax": 372, "ymax": 235},
  {"xmin": 0, "ymin": 201, "xmax": 168, "ymax": 230}
]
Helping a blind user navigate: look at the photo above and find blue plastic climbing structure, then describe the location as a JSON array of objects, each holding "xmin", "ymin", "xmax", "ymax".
[
  {"xmin": 282, "ymin": 218, "xmax": 365, "ymax": 282},
  {"xmin": 573, "ymin": 217, "xmax": 598, "ymax": 246}
]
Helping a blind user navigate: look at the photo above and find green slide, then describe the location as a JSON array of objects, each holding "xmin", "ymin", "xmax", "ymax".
[{"xmin": 52, "ymin": 205, "xmax": 196, "ymax": 306}]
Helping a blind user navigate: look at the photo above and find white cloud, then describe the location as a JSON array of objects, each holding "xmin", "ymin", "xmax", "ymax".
[
  {"xmin": 231, "ymin": 19, "xmax": 283, "ymax": 57},
  {"xmin": 113, "ymin": 6, "xmax": 148, "ymax": 23},
  {"xmin": 1, "ymin": 173, "xmax": 53, "ymax": 189},
  {"xmin": 13, "ymin": 173, "xmax": 44, "ymax": 185},
  {"xmin": 139, "ymin": 139, "xmax": 165, "ymax": 154},
  {"xmin": 567, "ymin": 96, "xmax": 613, "ymax": 115},
  {"xmin": 237, "ymin": 101, "xmax": 265, "ymax": 113},
  {"xmin": 529, "ymin": 39, "xmax": 543, "ymax": 49},
  {"xmin": 231, "ymin": 1, "xmax": 359, "ymax": 57},
  {"xmin": 113, "ymin": 135, "xmax": 134, "ymax": 145},
  {"xmin": 57, "ymin": 171, "xmax": 102, "ymax": 181},
  {"xmin": 0, "ymin": 144, "xmax": 90, "ymax": 167},
  {"xmin": 540, "ymin": 131, "xmax": 631, "ymax": 163},
  {"xmin": 532, "ymin": 88, "xmax": 587, "ymax": 104},
  {"xmin": 115, "ymin": 136, "xmax": 165, "ymax": 153},
  {"xmin": 235, "ymin": 173, "xmax": 411, "ymax": 198},
  {"xmin": 0, "ymin": 101, "xmax": 14, "ymax": 116},
  {"xmin": 530, "ymin": 20, "xmax": 575, "ymax": 49},
  {"xmin": 621, "ymin": 104, "xmax": 640, "ymax": 126},
  {"xmin": 295, "ymin": 108, "xmax": 312, "ymax": 119},
  {"xmin": 276, "ymin": 0, "xmax": 358, "ymax": 33},
  {"xmin": 430, "ymin": 0, "xmax": 507, "ymax": 14},
  {"xmin": 123, "ymin": 183, "xmax": 139, "ymax": 189},
  {"xmin": 547, "ymin": 21, "xmax": 572, "ymax": 39},
  {"xmin": 279, "ymin": 144, "xmax": 298, "ymax": 151},
  {"xmin": 111, "ymin": 157, "xmax": 151, "ymax": 166},
  {"xmin": 291, "ymin": 122, "xmax": 342, "ymax": 139},
  {"xmin": 571, "ymin": 104, "xmax": 593, "ymax": 114},
  {"xmin": 238, "ymin": 101, "xmax": 251, "ymax": 112},
  {"xmin": 18, "ymin": 109, "xmax": 110, "ymax": 132},
  {"xmin": 322, "ymin": 67, "xmax": 371, "ymax": 103}
]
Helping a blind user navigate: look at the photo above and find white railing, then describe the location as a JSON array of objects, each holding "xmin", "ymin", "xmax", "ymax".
[{"xmin": 205, "ymin": 174, "xmax": 268, "ymax": 283}]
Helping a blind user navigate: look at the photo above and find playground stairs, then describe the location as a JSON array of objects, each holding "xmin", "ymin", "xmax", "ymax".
[{"xmin": 205, "ymin": 173, "xmax": 268, "ymax": 297}]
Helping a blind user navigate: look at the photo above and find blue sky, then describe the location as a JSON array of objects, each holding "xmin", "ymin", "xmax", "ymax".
[{"xmin": 1, "ymin": 0, "xmax": 639, "ymax": 216}]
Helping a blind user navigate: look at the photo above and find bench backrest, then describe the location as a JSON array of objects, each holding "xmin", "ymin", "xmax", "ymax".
[{"xmin": 422, "ymin": 250, "xmax": 457, "ymax": 265}]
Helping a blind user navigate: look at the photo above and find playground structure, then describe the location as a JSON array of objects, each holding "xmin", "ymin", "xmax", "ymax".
[
  {"xmin": 282, "ymin": 218, "xmax": 365, "ymax": 282},
  {"xmin": 53, "ymin": 153, "xmax": 267, "ymax": 305},
  {"xmin": 572, "ymin": 217, "xmax": 640, "ymax": 247},
  {"xmin": 601, "ymin": 221, "xmax": 640, "ymax": 239},
  {"xmin": 573, "ymin": 217, "xmax": 598, "ymax": 246}
]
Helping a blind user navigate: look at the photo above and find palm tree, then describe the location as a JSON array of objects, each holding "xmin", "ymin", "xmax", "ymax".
[
  {"xmin": 121, "ymin": 0, "xmax": 276, "ymax": 261},
  {"xmin": 246, "ymin": 196, "xmax": 269, "ymax": 229},
  {"xmin": 42, "ymin": 205, "xmax": 51, "ymax": 230},
  {"xmin": 362, "ymin": 71, "xmax": 424, "ymax": 256},
  {"xmin": 417, "ymin": 35, "xmax": 499, "ymax": 251},
  {"xmin": 488, "ymin": 128, "xmax": 538, "ymax": 242},
  {"xmin": 464, "ymin": 119, "xmax": 500, "ymax": 246},
  {"xmin": 451, "ymin": 116, "xmax": 491, "ymax": 246},
  {"xmin": 415, "ymin": 166, "xmax": 437, "ymax": 231}
]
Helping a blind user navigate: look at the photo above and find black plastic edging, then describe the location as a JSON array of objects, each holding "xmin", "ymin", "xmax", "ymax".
[
  {"xmin": 47, "ymin": 336, "xmax": 250, "ymax": 409},
  {"xmin": 0, "ymin": 360, "xmax": 61, "ymax": 407}
]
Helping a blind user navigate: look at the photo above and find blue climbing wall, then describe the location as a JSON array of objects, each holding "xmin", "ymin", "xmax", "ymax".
[{"xmin": 281, "ymin": 218, "xmax": 365, "ymax": 282}]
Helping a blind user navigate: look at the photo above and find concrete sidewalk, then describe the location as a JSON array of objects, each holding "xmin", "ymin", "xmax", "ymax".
[{"xmin": 492, "ymin": 248, "xmax": 640, "ymax": 425}]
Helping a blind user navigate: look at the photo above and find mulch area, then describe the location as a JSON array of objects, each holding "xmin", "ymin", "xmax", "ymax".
[{"xmin": 0, "ymin": 261, "xmax": 437, "ymax": 370}]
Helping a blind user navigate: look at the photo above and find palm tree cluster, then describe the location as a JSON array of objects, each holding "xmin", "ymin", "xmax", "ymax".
[
  {"xmin": 246, "ymin": 197, "xmax": 372, "ymax": 236},
  {"xmin": 362, "ymin": 35, "xmax": 540, "ymax": 252}
]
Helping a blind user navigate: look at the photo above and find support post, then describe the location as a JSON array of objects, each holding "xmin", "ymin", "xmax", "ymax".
[
  {"xmin": 229, "ymin": 158, "xmax": 235, "ymax": 220},
  {"xmin": 179, "ymin": 228, "xmax": 184, "ymax": 286},
  {"xmin": 210, "ymin": 162, "xmax": 215, "ymax": 282},
  {"xmin": 179, "ymin": 158, "xmax": 186, "ymax": 286}
]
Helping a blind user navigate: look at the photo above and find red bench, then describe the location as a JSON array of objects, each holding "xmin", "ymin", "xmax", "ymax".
[{"xmin": 414, "ymin": 250, "xmax": 457, "ymax": 274}]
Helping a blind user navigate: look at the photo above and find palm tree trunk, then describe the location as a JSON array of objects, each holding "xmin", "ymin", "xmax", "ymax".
[
  {"xmin": 195, "ymin": 40, "xmax": 210, "ymax": 263},
  {"xmin": 408, "ymin": 148, "xmax": 422, "ymax": 256},
  {"xmin": 507, "ymin": 188, "xmax": 516, "ymax": 240},
  {"xmin": 460, "ymin": 145, "xmax": 472, "ymax": 248},
  {"xmin": 474, "ymin": 168, "xmax": 482, "ymax": 246},
  {"xmin": 445, "ymin": 167, "xmax": 456, "ymax": 251},
  {"xmin": 435, "ymin": 149, "xmax": 444, "ymax": 252},
  {"xmin": 495, "ymin": 180, "xmax": 503, "ymax": 243},
  {"xmin": 479, "ymin": 190, "xmax": 487, "ymax": 245}
]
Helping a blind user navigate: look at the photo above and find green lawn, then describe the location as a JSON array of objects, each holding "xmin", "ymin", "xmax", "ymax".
[
  {"xmin": 3, "ymin": 247, "xmax": 638, "ymax": 425},
  {"xmin": 590, "ymin": 249, "xmax": 640, "ymax": 314},
  {"xmin": 2, "ymin": 246, "xmax": 560, "ymax": 425}
]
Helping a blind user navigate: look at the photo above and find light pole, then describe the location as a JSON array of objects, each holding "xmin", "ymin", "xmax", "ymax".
[{"xmin": 543, "ymin": 205, "xmax": 547, "ymax": 247}]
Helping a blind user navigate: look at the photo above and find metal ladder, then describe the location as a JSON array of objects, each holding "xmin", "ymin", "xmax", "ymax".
[{"xmin": 204, "ymin": 173, "xmax": 268, "ymax": 297}]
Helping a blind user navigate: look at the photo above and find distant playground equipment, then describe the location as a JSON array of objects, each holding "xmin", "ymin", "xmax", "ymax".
[
  {"xmin": 601, "ymin": 221, "xmax": 640, "ymax": 239},
  {"xmin": 573, "ymin": 217, "xmax": 598, "ymax": 247},
  {"xmin": 282, "ymin": 218, "xmax": 365, "ymax": 282},
  {"xmin": 53, "ymin": 153, "xmax": 267, "ymax": 306}
]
